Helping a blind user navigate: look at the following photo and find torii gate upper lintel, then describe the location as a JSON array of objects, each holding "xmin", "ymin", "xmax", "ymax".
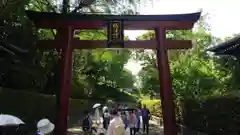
[{"xmin": 25, "ymin": 10, "xmax": 201, "ymax": 135}]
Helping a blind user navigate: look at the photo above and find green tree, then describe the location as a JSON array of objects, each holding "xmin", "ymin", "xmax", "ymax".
[
  {"xmin": 135, "ymin": 15, "xmax": 228, "ymax": 101},
  {"xmin": 1, "ymin": 0, "xmax": 153, "ymax": 101}
]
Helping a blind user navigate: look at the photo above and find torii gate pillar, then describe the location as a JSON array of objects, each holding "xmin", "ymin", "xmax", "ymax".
[
  {"xmin": 156, "ymin": 28, "xmax": 177, "ymax": 135},
  {"xmin": 55, "ymin": 27, "xmax": 73, "ymax": 135}
]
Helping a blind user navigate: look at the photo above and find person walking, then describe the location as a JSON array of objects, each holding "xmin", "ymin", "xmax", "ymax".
[
  {"xmin": 135, "ymin": 107, "xmax": 141, "ymax": 133},
  {"xmin": 106, "ymin": 109, "xmax": 125, "ymax": 135},
  {"xmin": 129, "ymin": 110, "xmax": 137, "ymax": 135},
  {"xmin": 103, "ymin": 109, "xmax": 111, "ymax": 129},
  {"xmin": 117, "ymin": 104, "xmax": 122, "ymax": 116},
  {"xmin": 124, "ymin": 104, "xmax": 129, "ymax": 122},
  {"xmin": 141, "ymin": 105, "xmax": 150, "ymax": 135},
  {"xmin": 121, "ymin": 111, "xmax": 129, "ymax": 129},
  {"xmin": 94, "ymin": 106, "xmax": 101, "ymax": 125},
  {"xmin": 82, "ymin": 111, "xmax": 92, "ymax": 135}
]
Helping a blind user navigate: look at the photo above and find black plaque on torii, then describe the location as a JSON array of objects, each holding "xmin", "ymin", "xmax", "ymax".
[{"xmin": 107, "ymin": 21, "xmax": 124, "ymax": 48}]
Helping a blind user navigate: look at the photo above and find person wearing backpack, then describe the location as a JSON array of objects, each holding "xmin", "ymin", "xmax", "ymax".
[
  {"xmin": 106, "ymin": 108, "xmax": 125, "ymax": 135},
  {"xmin": 82, "ymin": 110, "xmax": 92, "ymax": 135}
]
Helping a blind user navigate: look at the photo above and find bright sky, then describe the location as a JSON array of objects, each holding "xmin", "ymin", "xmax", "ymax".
[{"xmin": 125, "ymin": 0, "xmax": 240, "ymax": 75}]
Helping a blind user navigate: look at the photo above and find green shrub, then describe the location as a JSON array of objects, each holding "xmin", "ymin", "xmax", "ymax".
[
  {"xmin": 182, "ymin": 96, "xmax": 240, "ymax": 135},
  {"xmin": 0, "ymin": 87, "xmax": 89, "ymax": 134}
]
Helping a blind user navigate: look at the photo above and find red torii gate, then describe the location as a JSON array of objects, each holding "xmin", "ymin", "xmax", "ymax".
[{"xmin": 25, "ymin": 10, "xmax": 200, "ymax": 135}]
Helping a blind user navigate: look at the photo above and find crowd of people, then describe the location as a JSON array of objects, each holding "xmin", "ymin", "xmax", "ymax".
[{"xmin": 82, "ymin": 103, "xmax": 151, "ymax": 135}]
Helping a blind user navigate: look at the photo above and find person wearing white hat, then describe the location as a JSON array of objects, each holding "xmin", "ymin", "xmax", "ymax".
[
  {"xmin": 36, "ymin": 119, "xmax": 55, "ymax": 135},
  {"xmin": 102, "ymin": 106, "xmax": 108, "ymax": 114}
]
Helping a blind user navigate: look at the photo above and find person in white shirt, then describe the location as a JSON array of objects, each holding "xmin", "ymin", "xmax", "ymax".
[
  {"xmin": 94, "ymin": 107, "xmax": 101, "ymax": 124},
  {"xmin": 106, "ymin": 109, "xmax": 125, "ymax": 135}
]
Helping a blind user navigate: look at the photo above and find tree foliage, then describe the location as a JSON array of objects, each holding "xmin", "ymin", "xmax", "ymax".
[
  {"xmin": 134, "ymin": 15, "xmax": 240, "ymax": 134},
  {"xmin": 0, "ymin": 0, "xmax": 139, "ymax": 102},
  {"xmin": 135, "ymin": 19, "xmax": 232, "ymax": 101}
]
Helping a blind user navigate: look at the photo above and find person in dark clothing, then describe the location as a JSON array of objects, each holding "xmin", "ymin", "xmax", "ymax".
[
  {"xmin": 141, "ymin": 104, "xmax": 150, "ymax": 135},
  {"xmin": 121, "ymin": 111, "xmax": 128, "ymax": 129},
  {"xmin": 135, "ymin": 107, "xmax": 141, "ymax": 132},
  {"xmin": 103, "ymin": 109, "xmax": 110, "ymax": 129},
  {"xmin": 82, "ymin": 110, "xmax": 92, "ymax": 135}
]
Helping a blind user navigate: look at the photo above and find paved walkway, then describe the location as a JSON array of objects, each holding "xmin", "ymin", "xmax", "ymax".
[
  {"xmin": 146, "ymin": 120, "xmax": 164, "ymax": 135},
  {"xmin": 67, "ymin": 120, "xmax": 164, "ymax": 135}
]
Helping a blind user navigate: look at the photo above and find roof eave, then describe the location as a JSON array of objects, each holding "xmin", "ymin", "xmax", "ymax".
[
  {"xmin": 207, "ymin": 35, "xmax": 240, "ymax": 53},
  {"xmin": 25, "ymin": 10, "xmax": 201, "ymax": 29},
  {"xmin": 25, "ymin": 10, "xmax": 201, "ymax": 22}
]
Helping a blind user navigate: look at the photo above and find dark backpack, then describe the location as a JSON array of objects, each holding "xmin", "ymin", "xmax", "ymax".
[{"xmin": 82, "ymin": 116, "xmax": 90, "ymax": 128}]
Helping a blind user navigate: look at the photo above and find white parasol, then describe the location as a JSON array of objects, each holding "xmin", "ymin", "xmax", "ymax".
[
  {"xmin": 92, "ymin": 103, "xmax": 101, "ymax": 109},
  {"xmin": 0, "ymin": 114, "xmax": 24, "ymax": 126}
]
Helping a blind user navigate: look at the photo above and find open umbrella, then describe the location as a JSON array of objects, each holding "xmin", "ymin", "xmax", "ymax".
[
  {"xmin": 92, "ymin": 103, "xmax": 101, "ymax": 109},
  {"xmin": 0, "ymin": 114, "xmax": 24, "ymax": 126}
]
